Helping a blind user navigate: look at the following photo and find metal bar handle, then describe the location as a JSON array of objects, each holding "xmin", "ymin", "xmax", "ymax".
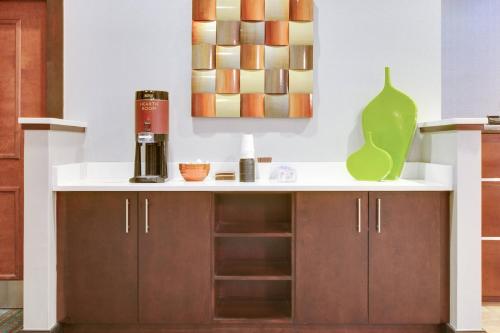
[
  {"xmin": 376, "ymin": 198, "xmax": 382, "ymax": 233},
  {"xmin": 145, "ymin": 198, "xmax": 149, "ymax": 234},
  {"xmin": 125, "ymin": 199, "xmax": 129, "ymax": 234},
  {"xmin": 357, "ymin": 198, "xmax": 362, "ymax": 233}
]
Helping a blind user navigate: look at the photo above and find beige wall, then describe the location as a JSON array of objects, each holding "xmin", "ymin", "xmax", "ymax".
[
  {"xmin": 0, "ymin": 281, "xmax": 23, "ymax": 308},
  {"xmin": 64, "ymin": 0, "xmax": 442, "ymax": 163}
]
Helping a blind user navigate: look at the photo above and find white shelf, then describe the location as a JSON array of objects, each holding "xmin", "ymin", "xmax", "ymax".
[
  {"xmin": 19, "ymin": 117, "xmax": 87, "ymax": 128},
  {"xmin": 418, "ymin": 117, "xmax": 488, "ymax": 128}
]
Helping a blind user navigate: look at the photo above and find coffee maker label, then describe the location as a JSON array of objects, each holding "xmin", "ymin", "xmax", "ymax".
[{"xmin": 135, "ymin": 100, "xmax": 169, "ymax": 134}]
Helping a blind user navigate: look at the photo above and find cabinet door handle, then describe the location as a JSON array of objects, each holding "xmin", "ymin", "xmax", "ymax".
[
  {"xmin": 145, "ymin": 198, "xmax": 149, "ymax": 234},
  {"xmin": 376, "ymin": 198, "xmax": 382, "ymax": 233},
  {"xmin": 357, "ymin": 198, "xmax": 362, "ymax": 233},
  {"xmin": 125, "ymin": 198, "xmax": 130, "ymax": 234}
]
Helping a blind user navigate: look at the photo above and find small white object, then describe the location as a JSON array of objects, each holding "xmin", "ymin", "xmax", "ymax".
[
  {"xmin": 257, "ymin": 163, "xmax": 272, "ymax": 181},
  {"xmin": 270, "ymin": 165, "xmax": 297, "ymax": 183},
  {"xmin": 240, "ymin": 134, "xmax": 255, "ymax": 159}
]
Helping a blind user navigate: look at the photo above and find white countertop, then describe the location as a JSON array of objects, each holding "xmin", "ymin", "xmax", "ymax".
[
  {"xmin": 54, "ymin": 178, "xmax": 451, "ymax": 192},
  {"xmin": 53, "ymin": 162, "xmax": 453, "ymax": 192}
]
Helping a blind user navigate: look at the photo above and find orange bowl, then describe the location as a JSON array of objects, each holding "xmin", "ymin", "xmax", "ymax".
[{"xmin": 179, "ymin": 163, "xmax": 210, "ymax": 182}]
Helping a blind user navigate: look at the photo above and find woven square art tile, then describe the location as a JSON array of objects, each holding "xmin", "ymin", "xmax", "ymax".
[{"xmin": 192, "ymin": 0, "xmax": 314, "ymax": 118}]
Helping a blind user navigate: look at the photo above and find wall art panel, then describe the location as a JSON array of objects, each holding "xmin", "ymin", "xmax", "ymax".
[{"xmin": 192, "ymin": 0, "xmax": 314, "ymax": 118}]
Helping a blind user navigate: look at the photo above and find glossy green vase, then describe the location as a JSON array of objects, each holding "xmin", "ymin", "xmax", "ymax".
[
  {"xmin": 362, "ymin": 67, "xmax": 417, "ymax": 180},
  {"xmin": 347, "ymin": 132, "xmax": 393, "ymax": 181}
]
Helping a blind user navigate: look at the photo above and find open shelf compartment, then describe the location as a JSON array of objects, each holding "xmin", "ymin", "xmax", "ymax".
[
  {"xmin": 214, "ymin": 193, "xmax": 292, "ymax": 236},
  {"xmin": 214, "ymin": 280, "xmax": 292, "ymax": 322},
  {"xmin": 215, "ymin": 237, "xmax": 292, "ymax": 280},
  {"xmin": 213, "ymin": 193, "xmax": 294, "ymax": 321}
]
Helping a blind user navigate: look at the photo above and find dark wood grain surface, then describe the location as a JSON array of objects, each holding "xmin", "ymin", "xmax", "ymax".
[
  {"xmin": 482, "ymin": 182, "xmax": 500, "ymax": 236},
  {"xmin": 138, "ymin": 192, "xmax": 212, "ymax": 324},
  {"xmin": 59, "ymin": 323, "xmax": 445, "ymax": 333},
  {"xmin": 0, "ymin": 1, "xmax": 47, "ymax": 280},
  {"xmin": 482, "ymin": 133, "xmax": 500, "ymax": 178},
  {"xmin": 483, "ymin": 240, "xmax": 500, "ymax": 298},
  {"xmin": 368, "ymin": 192, "xmax": 447, "ymax": 324},
  {"xmin": 0, "ymin": 188, "xmax": 19, "ymax": 279},
  {"xmin": 56, "ymin": 190, "xmax": 450, "ymax": 331},
  {"xmin": 57, "ymin": 192, "xmax": 139, "ymax": 324},
  {"xmin": 295, "ymin": 192, "xmax": 369, "ymax": 324}
]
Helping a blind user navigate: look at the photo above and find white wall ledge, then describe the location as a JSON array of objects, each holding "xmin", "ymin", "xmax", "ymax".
[
  {"xmin": 418, "ymin": 118, "xmax": 488, "ymax": 128},
  {"xmin": 19, "ymin": 117, "xmax": 87, "ymax": 129}
]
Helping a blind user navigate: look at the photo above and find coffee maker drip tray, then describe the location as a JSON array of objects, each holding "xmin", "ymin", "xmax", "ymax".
[
  {"xmin": 130, "ymin": 134, "xmax": 168, "ymax": 184},
  {"xmin": 131, "ymin": 175, "xmax": 165, "ymax": 183}
]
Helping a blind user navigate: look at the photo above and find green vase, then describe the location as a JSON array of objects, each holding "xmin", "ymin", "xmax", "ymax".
[
  {"xmin": 361, "ymin": 67, "xmax": 417, "ymax": 180},
  {"xmin": 347, "ymin": 132, "xmax": 393, "ymax": 181}
]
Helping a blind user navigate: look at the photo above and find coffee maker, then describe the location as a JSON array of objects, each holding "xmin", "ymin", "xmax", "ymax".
[{"xmin": 130, "ymin": 90, "xmax": 169, "ymax": 183}]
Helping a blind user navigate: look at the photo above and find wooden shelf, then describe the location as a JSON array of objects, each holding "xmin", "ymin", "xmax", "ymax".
[
  {"xmin": 215, "ymin": 299, "xmax": 291, "ymax": 321},
  {"xmin": 215, "ymin": 260, "xmax": 291, "ymax": 280},
  {"xmin": 213, "ymin": 193, "xmax": 294, "ymax": 323},
  {"xmin": 215, "ymin": 221, "xmax": 292, "ymax": 237}
]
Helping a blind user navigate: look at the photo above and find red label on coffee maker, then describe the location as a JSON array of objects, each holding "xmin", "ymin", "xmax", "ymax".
[{"xmin": 135, "ymin": 100, "xmax": 169, "ymax": 134}]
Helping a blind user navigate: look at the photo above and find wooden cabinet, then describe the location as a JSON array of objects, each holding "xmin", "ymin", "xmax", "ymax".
[
  {"xmin": 58, "ymin": 190, "xmax": 449, "ymax": 331},
  {"xmin": 296, "ymin": 192, "xmax": 369, "ymax": 324},
  {"xmin": 138, "ymin": 192, "xmax": 212, "ymax": 324},
  {"xmin": 58, "ymin": 192, "xmax": 212, "ymax": 325},
  {"xmin": 57, "ymin": 192, "xmax": 139, "ymax": 324},
  {"xmin": 369, "ymin": 192, "xmax": 449, "ymax": 324},
  {"xmin": 295, "ymin": 192, "xmax": 449, "ymax": 326}
]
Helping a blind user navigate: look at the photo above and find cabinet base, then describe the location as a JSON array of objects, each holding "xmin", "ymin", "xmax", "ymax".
[
  {"xmin": 22, "ymin": 323, "xmax": 61, "ymax": 333},
  {"xmin": 444, "ymin": 324, "xmax": 486, "ymax": 333},
  {"xmin": 483, "ymin": 296, "xmax": 500, "ymax": 302},
  {"xmin": 59, "ymin": 323, "xmax": 450, "ymax": 333}
]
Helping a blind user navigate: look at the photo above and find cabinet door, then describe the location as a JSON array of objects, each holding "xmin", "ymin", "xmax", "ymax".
[
  {"xmin": 138, "ymin": 192, "xmax": 212, "ymax": 324},
  {"xmin": 295, "ymin": 192, "xmax": 369, "ymax": 324},
  {"xmin": 369, "ymin": 192, "xmax": 449, "ymax": 324},
  {"xmin": 482, "ymin": 133, "xmax": 500, "ymax": 178},
  {"xmin": 57, "ymin": 192, "xmax": 138, "ymax": 324},
  {"xmin": 483, "ymin": 240, "xmax": 500, "ymax": 299},
  {"xmin": 482, "ymin": 182, "xmax": 500, "ymax": 236}
]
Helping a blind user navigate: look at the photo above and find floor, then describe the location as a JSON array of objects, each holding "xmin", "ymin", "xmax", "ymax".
[
  {"xmin": 483, "ymin": 303, "xmax": 500, "ymax": 333},
  {"xmin": 0, "ymin": 309, "xmax": 22, "ymax": 333}
]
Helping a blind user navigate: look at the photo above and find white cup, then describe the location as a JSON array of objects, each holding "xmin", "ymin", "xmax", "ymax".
[{"xmin": 240, "ymin": 134, "xmax": 255, "ymax": 159}]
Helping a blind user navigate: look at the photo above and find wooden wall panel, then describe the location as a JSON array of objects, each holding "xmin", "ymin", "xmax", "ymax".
[
  {"xmin": 482, "ymin": 182, "xmax": 500, "ymax": 236},
  {"xmin": 0, "ymin": 20, "xmax": 21, "ymax": 159},
  {"xmin": 46, "ymin": 0, "xmax": 64, "ymax": 119},
  {"xmin": 0, "ymin": 0, "xmax": 48, "ymax": 281},
  {"xmin": 0, "ymin": 188, "xmax": 20, "ymax": 279},
  {"xmin": 482, "ymin": 134, "xmax": 500, "ymax": 178},
  {"xmin": 0, "ymin": 1, "xmax": 47, "ymax": 118},
  {"xmin": 483, "ymin": 241, "xmax": 500, "ymax": 298}
]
